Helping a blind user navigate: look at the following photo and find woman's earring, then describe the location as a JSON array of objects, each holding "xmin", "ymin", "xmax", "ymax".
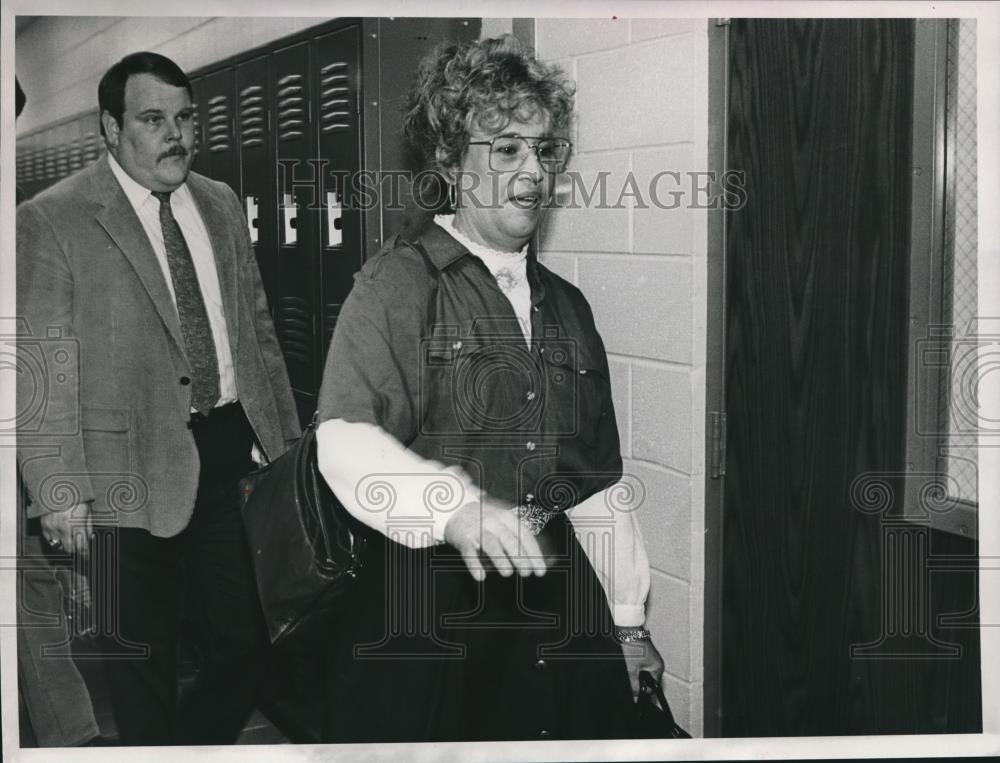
[{"xmin": 448, "ymin": 182, "xmax": 458, "ymax": 211}]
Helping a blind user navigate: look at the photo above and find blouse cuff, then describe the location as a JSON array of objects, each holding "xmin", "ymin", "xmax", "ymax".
[{"xmin": 612, "ymin": 604, "xmax": 647, "ymax": 627}]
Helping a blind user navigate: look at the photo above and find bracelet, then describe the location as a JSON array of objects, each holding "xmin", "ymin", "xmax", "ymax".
[{"xmin": 614, "ymin": 626, "xmax": 651, "ymax": 644}]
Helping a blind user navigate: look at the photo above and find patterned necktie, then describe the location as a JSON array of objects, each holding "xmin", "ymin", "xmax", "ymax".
[{"xmin": 152, "ymin": 190, "xmax": 220, "ymax": 416}]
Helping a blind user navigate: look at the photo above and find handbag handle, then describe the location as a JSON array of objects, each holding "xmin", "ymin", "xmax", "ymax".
[{"xmin": 639, "ymin": 670, "xmax": 679, "ymax": 726}]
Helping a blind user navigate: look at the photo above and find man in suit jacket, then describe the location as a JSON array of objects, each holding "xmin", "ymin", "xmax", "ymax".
[{"xmin": 17, "ymin": 51, "xmax": 301, "ymax": 745}]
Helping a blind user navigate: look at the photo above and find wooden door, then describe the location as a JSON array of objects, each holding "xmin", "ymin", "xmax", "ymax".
[{"xmin": 716, "ymin": 18, "xmax": 980, "ymax": 736}]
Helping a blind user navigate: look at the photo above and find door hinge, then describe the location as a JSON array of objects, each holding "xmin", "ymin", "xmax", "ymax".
[
  {"xmin": 710, "ymin": 411, "xmax": 727, "ymax": 479},
  {"xmin": 715, "ymin": 18, "xmax": 731, "ymax": 27}
]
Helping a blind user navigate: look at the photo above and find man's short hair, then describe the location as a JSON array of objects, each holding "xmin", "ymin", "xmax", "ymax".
[{"xmin": 98, "ymin": 51, "xmax": 193, "ymax": 138}]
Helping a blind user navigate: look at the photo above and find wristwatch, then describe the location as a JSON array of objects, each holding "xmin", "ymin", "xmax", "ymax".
[{"xmin": 614, "ymin": 626, "xmax": 651, "ymax": 644}]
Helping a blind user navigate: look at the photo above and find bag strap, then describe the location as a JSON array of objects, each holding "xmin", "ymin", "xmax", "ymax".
[
  {"xmin": 403, "ymin": 235, "xmax": 440, "ymax": 330},
  {"xmin": 639, "ymin": 671, "xmax": 679, "ymax": 726}
]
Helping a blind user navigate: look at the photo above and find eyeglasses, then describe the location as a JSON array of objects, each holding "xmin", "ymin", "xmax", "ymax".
[{"xmin": 467, "ymin": 136, "xmax": 573, "ymax": 174}]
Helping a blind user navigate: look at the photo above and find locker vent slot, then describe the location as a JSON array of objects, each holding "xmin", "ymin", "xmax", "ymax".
[
  {"xmin": 68, "ymin": 139, "xmax": 83, "ymax": 172},
  {"xmin": 191, "ymin": 103, "xmax": 201, "ymax": 156},
  {"xmin": 277, "ymin": 74, "xmax": 307, "ymax": 142},
  {"xmin": 56, "ymin": 145, "xmax": 69, "ymax": 177},
  {"xmin": 278, "ymin": 297, "xmax": 312, "ymax": 364},
  {"xmin": 319, "ymin": 61, "xmax": 352, "ymax": 133},
  {"xmin": 240, "ymin": 85, "xmax": 267, "ymax": 148},
  {"xmin": 83, "ymin": 132, "xmax": 100, "ymax": 165},
  {"xmin": 206, "ymin": 95, "xmax": 232, "ymax": 154}
]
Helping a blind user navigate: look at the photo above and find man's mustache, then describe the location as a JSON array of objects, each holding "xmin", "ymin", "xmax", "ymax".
[{"xmin": 159, "ymin": 146, "xmax": 189, "ymax": 160}]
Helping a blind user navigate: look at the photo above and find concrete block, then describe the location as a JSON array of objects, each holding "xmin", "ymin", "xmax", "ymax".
[
  {"xmin": 687, "ymin": 680, "xmax": 704, "ymax": 737},
  {"xmin": 538, "ymin": 152, "xmax": 630, "ymax": 252},
  {"xmin": 576, "ymin": 34, "xmax": 695, "ymax": 151},
  {"xmin": 647, "ymin": 571, "xmax": 691, "ymax": 680},
  {"xmin": 630, "ymin": 18, "xmax": 705, "ymax": 42},
  {"xmin": 577, "ymin": 256, "xmax": 692, "ymax": 364},
  {"xmin": 608, "ymin": 357, "xmax": 630, "ymax": 457},
  {"xmin": 633, "ymin": 144, "xmax": 697, "ymax": 255},
  {"xmin": 294, "ymin": 18, "xmax": 333, "ymax": 35},
  {"xmin": 627, "ymin": 460, "xmax": 691, "ymax": 581},
  {"xmin": 24, "ymin": 16, "xmax": 121, "ymax": 61},
  {"xmin": 112, "ymin": 17, "xmax": 212, "ymax": 51},
  {"xmin": 207, "ymin": 18, "xmax": 258, "ymax": 66},
  {"xmin": 155, "ymin": 23, "xmax": 221, "ymax": 73},
  {"xmin": 536, "ymin": 18, "xmax": 630, "ymax": 60},
  {"xmin": 246, "ymin": 18, "xmax": 298, "ymax": 49},
  {"xmin": 632, "ymin": 364, "xmax": 693, "ymax": 473},
  {"xmin": 661, "ymin": 672, "xmax": 694, "ymax": 732},
  {"xmin": 480, "ymin": 18, "xmax": 513, "ymax": 39},
  {"xmin": 537, "ymin": 251, "xmax": 576, "ymax": 285}
]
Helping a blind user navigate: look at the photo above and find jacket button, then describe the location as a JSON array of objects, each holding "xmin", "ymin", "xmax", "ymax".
[
  {"xmin": 535, "ymin": 659, "xmax": 546, "ymax": 670},
  {"xmin": 180, "ymin": 376, "xmax": 191, "ymax": 386},
  {"xmin": 540, "ymin": 729, "xmax": 549, "ymax": 737}
]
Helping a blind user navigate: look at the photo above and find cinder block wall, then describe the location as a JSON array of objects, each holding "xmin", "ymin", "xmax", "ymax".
[
  {"xmin": 15, "ymin": 16, "xmax": 328, "ymax": 134},
  {"xmin": 533, "ymin": 18, "xmax": 709, "ymax": 735}
]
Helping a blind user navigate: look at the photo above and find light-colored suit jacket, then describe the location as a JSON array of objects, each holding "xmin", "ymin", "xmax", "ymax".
[{"xmin": 17, "ymin": 154, "xmax": 301, "ymax": 537}]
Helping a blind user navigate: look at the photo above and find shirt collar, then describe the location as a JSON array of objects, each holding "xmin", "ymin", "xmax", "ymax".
[
  {"xmin": 434, "ymin": 214, "xmax": 528, "ymax": 263},
  {"xmin": 415, "ymin": 217, "xmax": 547, "ymax": 307},
  {"xmin": 107, "ymin": 151, "xmax": 192, "ymax": 210}
]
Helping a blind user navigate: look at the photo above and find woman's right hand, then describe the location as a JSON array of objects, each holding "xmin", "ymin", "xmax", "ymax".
[{"xmin": 444, "ymin": 500, "xmax": 547, "ymax": 581}]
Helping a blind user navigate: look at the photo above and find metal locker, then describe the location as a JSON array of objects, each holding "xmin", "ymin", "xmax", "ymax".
[
  {"xmin": 272, "ymin": 40, "xmax": 319, "ymax": 422},
  {"xmin": 313, "ymin": 24, "xmax": 363, "ymax": 357},
  {"xmin": 236, "ymin": 55, "xmax": 278, "ymax": 316},
  {"xmin": 197, "ymin": 67, "xmax": 240, "ymax": 196},
  {"xmin": 189, "ymin": 76, "xmax": 209, "ymax": 178}
]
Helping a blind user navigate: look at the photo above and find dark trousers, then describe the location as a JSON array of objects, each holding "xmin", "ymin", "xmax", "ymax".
[{"xmin": 93, "ymin": 402, "xmax": 268, "ymax": 745}]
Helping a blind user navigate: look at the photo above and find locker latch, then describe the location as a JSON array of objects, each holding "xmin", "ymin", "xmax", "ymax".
[
  {"xmin": 245, "ymin": 195, "xmax": 260, "ymax": 244},
  {"xmin": 281, "ymin": 192, "xmax": 298, "ymax": 245},
  {"xmin": 326, "ymin": 191, "xmax": 343, "ymax": 247}
]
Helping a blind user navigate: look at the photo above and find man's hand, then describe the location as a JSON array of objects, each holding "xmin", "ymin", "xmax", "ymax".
[
  {"xmin": 444, "ymin": 500, "xmax": 547, "ymax": 581},
  {"xmin": 621, "ymin": 636, "xmax": 665, "ymax": 701},
  {"xmin": 40, "ymin": 502, "xmax": 92, "ymax": 559}
]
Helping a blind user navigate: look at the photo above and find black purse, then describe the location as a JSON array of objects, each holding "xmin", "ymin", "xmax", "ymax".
[
  {"xmin": 239, "ymin": 420, "xmax": 366, "ymax": 646},
  {"xmin": 633, "ymin": 670, "xmax": 692, "ymax": 739}
]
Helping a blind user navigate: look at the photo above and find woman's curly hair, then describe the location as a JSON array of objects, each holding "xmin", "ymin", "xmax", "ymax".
[{"xmin": 403, "ymin": 34, "xmax": 575, "ymax": 173}]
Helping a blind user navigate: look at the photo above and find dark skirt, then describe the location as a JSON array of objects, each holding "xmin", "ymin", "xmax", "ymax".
[{"xmin": 322, "ymin": 512, "xmax": 635, "ymax": 743}]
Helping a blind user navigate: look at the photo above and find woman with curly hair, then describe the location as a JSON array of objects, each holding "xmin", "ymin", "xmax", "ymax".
[{"xmin": 316, "ymin": 34, "xmax": 665, "ymax": 742}]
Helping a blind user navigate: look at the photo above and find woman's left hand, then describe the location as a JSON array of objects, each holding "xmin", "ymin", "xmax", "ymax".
[{"xmin": 621, "ymin": 636, "xmax": 665, "ymax": 701}]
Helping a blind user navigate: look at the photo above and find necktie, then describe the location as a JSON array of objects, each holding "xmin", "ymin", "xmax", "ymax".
[{"xmin": 152, "ymin": 190, "xmax": 220, "ymax": 416}]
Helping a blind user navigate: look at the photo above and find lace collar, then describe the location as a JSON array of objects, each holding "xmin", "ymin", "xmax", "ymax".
[{"xmin": 433, "ymin": 214, "xmax": 529, "ymax": 265}]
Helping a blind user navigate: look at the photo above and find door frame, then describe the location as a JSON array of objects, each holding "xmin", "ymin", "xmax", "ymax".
[{"xmin": 702, "ymin": 17, "xmax": 730, "ymax": 740}]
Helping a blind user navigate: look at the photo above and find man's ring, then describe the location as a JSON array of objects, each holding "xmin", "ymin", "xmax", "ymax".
[{"xmin": 47, "ymin": 537, "xmax": 61, "ymax": 548}]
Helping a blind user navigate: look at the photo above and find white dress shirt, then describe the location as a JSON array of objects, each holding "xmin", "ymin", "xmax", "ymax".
[{"xmin": 108, "ymin": 153, "xmax": 237, "ymax": 407}]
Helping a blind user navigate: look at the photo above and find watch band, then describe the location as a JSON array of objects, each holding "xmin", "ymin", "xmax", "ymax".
[{"xmin": 614, "ymin": 626, "xmax": 651, "ymax": 644}]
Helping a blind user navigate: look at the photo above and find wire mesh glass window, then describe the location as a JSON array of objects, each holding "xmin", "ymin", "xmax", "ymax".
[{"xmin": 938, "ymin": 18, "xmax": 978, "ymax": 508}]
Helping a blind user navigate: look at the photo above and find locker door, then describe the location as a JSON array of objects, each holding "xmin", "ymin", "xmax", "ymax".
[
  {"xmin": 189, "ymin": 76, "xmax": 209, "ymax": 177},
  {"xmin": 236, "ymin": 55, "xmax": 277, "ymax": 315},
  {"xmin": 272, "ymin": 41, "xmax": 319, "ymax": 422},
  {"xmin": 198, "ymin": 68, "xmax": 240, "ymax": 195},
  {"xmin": 313, "ymin": 25, "xmax": 363, "ymax": 359}
]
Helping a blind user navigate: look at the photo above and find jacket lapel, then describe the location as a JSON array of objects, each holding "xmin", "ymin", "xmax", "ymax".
[
  {"xmin": 187, "ymin": 175, "xmax": 241, "ymax": 356},
  {"xmin": 91, "ymin": 156, "xmax": 187, "ymax": 356}
]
